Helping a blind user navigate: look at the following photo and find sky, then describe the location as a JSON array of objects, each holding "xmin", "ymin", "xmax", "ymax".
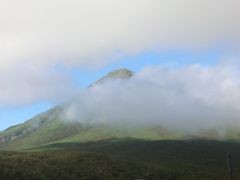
[{"xmin": 0, "ymin": 0, "xmax": 239, "ymax": 132}]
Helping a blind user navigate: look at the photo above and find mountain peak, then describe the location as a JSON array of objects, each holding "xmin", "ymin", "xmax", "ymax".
[
  {"xmin": 106, "ymin": 68, "xmax": 134, "ymax": 79},
  {"xmin": 89, "ymin": 68, "xmax": 134, "ymax": 87}
]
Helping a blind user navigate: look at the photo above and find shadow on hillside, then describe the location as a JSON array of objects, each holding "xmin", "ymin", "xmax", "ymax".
[
  {"xmin": 20, "ymin": 138, "xmax": 240, "ymax": 179},
  {"xmin": 23, "ymin": 138, "xmax": 240, "ymax": 162}
]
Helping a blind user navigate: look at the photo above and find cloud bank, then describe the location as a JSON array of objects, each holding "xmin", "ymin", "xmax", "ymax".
[
  {"xmin": 63, "ymin": 65, "xmax": 240, "ymax": 132},
  {"xmin": 0, "ymin": 0, "xmax": 239, "ymax": 106},
  {"xmin": 1, "ymin": 0, "xmax": 239, "ymax": 69}
]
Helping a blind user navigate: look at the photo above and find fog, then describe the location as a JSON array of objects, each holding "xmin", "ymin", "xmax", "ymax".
[{"xmin": 62, "ymin": 65, "xmax": 240, "ymax": 133}]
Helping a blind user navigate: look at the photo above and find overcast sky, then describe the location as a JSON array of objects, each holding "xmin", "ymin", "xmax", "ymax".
[{"xmin": 0, "ymin": 0, "xmax": 239, "ymax": 131}]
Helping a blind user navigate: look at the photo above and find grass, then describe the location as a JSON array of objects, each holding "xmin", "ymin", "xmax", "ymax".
[
  {"xmin": 0, "ymin": 106, "xmax": 61, "ymax": 138},
  {"xmin": 2, "ymin": 119, "xmax": 84, "ymax": 151},
  {"xmin": 2, "ymin": 119, "xmax": 240, "ymax": 151}
]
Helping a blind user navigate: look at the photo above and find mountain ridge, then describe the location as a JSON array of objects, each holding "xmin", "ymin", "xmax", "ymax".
[{"xmin": 0, "ymin": 68, "xmax": 135, "ymax": 150}]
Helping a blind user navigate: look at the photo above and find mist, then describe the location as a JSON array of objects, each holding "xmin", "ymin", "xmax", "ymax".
[{"xmin": 62, "ymin": 65, "xmax": 240, "ymax": 133}]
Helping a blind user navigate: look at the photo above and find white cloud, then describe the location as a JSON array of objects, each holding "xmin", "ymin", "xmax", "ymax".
[
  {"xmin": 0, "ymin": 65, "xmax": 76, "ymax": 106},
  {"xmin": 63, "ymin": 65, "xmax": 240, "ymax": 132},
  {"xmin": 0, "ymin": 0, "xmax": 239, "ymax": 69}
]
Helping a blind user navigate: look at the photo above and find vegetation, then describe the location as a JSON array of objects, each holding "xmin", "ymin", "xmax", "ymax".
[
  {"xmin": 19, "ymin": 138, "xmax": 240, "ymax": 180},
  {"xmin": 1, "ymin": 138, "xmax": 240, "ymax": 179},
  {"xmin": 1, "ymin": 115, "xmax": 240, "ymax": 179},
  {"xmin": 0, "ymin": 151, "xmax": 166, "ymax": 180}
]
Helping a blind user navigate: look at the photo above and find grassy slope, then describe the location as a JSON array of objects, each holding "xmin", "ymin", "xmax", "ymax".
[
  {"xmin": 0, "ymin": 106, "xmax": 64, "ymax": 150},
  {"xmin": 1, "ymin": 116, "xmax": 240, "ymax": 150},
  {"xmin": 1, "ymin": 119, "xmax": 87, "ymax": 151},
  {"xmin": 0, "ymin": 106, "xmax": 61, "ymax": 138}
]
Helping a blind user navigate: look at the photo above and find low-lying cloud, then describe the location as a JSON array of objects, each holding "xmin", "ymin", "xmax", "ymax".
[{"xmin": 62, "ymin": 65, "xmax": 240, "ymax": 133}]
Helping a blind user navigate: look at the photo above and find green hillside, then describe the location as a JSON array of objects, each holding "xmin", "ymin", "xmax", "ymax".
[
  {"xmin": 2, "ymin": 68, "xmax": 240, "ymax": 152},
  {"xmin": 0, "ymin": 68, "xmax": 135, "ymax": 151}
]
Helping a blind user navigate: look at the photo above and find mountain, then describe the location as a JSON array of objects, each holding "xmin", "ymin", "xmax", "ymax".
[
  {"xmin": 0, "ymin": 68, "xmax": 136, "ymax": 151},
  {"xmin": 1, "ymin": 67, "xmax": 240, "ymax": 151},
  {"xmin": 1, "ymin": 68, "xmax": 240, "ymax": 179}
]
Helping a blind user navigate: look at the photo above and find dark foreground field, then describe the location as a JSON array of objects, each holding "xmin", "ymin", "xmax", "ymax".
[
  {"xmin": 0, "ymin": 151, "xmax": 166, "ymax": 180},
  {"xmin": 1, "ymin": 139, "xmax": 240, "ymax": 180}
]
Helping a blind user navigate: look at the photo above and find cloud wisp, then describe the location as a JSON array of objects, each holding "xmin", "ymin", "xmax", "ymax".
[{"xmin": 62, "ymin": 65, "xmax": 240, "ymax": 133}]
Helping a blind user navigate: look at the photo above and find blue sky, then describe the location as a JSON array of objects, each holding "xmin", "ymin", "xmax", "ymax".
[
  {"xmin": 64, "ymin": 50, "xmax": 220, "ymax": 88},
  {"xmin": 0, "ymin": 1, "xmax": 239, "ymax": 131}
]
